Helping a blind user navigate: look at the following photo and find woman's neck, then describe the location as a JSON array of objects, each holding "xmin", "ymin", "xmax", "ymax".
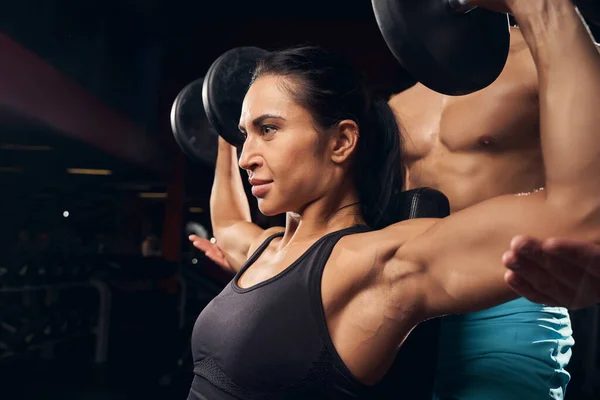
[{"xmin": 278, "ymin": 188, "xmax": 364, "ymax": 249}]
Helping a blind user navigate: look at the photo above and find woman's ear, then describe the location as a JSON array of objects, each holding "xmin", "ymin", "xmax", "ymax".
[{"xmin": 330, "ymin": 119, "xmax": 360, "ymax": 164}]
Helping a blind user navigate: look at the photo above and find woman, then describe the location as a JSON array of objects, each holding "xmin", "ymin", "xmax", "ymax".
[{"xmin": 187, "ymin": 1, "xmax": 600, "ymax": 399}]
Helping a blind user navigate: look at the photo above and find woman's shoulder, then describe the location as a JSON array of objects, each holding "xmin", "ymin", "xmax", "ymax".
[
  {"xmin": 346, "ymin": 218, "xmax": 439, "ymax": 249},
  {"xmin": 330, "ymin": 219, "xmax": 439, "ymax": 280},
  {"xmin": 247, "ymin": 226, "xmax": 285, "ymax": 256}
]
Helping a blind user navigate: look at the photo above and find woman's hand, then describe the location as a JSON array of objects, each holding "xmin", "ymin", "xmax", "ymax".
[{"xmin": 190, "ymin": 235, "xmax": 235, "ymax": 274}]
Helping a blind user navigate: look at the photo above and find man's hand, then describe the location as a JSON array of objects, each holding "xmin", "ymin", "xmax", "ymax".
[
  {"xmin": 503, "ymin": 236, "xmax": 600, "ymax": 309},
  {"xmin": 189, "ymin": 235, "xmax": 235, "ymax": 274}
]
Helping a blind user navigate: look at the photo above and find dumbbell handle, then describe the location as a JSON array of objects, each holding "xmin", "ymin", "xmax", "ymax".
[{"xmin": 448, "ymin": 0, "xmax": 478, "ymax": 13}]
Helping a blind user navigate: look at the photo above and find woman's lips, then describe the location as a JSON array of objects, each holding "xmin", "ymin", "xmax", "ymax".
[{"xmin": 251, "ymin": 182, "xmax": 273, "ymax": 198}]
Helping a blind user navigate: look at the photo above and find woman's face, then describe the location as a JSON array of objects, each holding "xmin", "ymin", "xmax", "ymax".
[{"xmin": 238, "ymin": 75, "xmax": 336, "ymax": 216}]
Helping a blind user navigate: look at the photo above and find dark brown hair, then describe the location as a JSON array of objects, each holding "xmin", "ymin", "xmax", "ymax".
[{"xmin": 252, "ymin": 46, "xmax": 404, "ymax": 229}]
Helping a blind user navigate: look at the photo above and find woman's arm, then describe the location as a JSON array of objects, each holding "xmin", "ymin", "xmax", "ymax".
[
  {"xmin": 385, "ymin": 0, "xmax": 600, "ymax": 319},
  {"xmin": 400, "ymin": 193, "xmax": 592, "ymax": 316},
  {"xmin": 209, "ymin": 137, "xmax": 266, "ymax": 270}
]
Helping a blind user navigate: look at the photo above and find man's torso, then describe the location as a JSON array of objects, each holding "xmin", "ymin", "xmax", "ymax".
[{"xmin": 389, "ymin": 31, "xmax": 542, "ymax": 212}]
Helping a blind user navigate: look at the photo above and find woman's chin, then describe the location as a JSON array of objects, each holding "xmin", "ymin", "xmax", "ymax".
[{"xmin": 257, "ymin": 200, "xmax": 286, "ymax": 217}]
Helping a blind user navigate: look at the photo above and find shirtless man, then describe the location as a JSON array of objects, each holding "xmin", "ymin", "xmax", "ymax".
[
  {"xmin": 387, "ymin": 27, "xmax": 581, "ymax": 400},
  {"xmin": 190, "ymin": 24, "xmax": 600, "ymax": 400}
]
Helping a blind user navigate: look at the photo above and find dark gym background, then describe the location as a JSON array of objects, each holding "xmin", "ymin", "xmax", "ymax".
[{"xmin": 0, "ymin": 1, "xmax": 598, "ymax": 399}]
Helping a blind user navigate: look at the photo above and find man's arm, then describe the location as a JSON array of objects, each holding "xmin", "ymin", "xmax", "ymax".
[
  {"xmin": 513, "ymin": 0, "xmax": 600, "ymax": 207},
  {"xmin": 379, "ymin": 0, "xmax": 600, "ymax": 320},
  {"xmin": 503, "ymin": 235, "xmax": 600, "ymax": 309}
]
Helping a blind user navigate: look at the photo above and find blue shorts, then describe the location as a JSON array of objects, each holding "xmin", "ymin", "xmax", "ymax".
[{"xmin": 433, "ymin": 298, "xmax": 573, "ymax": 400}]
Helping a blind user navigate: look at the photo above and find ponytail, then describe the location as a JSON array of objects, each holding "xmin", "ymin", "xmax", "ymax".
[{"xmin": 355, "ymin": 99, "xmax": 405, "ymax": 229}]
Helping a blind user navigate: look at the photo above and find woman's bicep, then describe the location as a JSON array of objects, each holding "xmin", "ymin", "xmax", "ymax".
[
  {"xmin": 402, "ymin": 192, "xmax": 584, "ymax": 318},
  {"xmin": 215, "ymin": 221, "xmax": 266, "ymax": 263}
]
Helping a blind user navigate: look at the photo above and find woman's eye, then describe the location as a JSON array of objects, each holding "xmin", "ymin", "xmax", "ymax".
[{"xmin": 261, "ymin": 125, "xmax": 277, "ymax": 135}]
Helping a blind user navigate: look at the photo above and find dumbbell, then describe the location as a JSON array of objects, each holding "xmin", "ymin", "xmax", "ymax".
[
  {"xmin": 80, "ymin": 258, "xmax": 95, "ymax": 280},
  {"xmin": 48, "ymin": 308, "xmax": 71, "ymax": 338},
  {"xmin": 32, "ymin": 304, "xmax": 75, "ymax": 341},
  {"xmin": 67, "ymin": 255, "xmax": 94, "ymax": 281},
  {"xmin": 0, "ymin": 307, "xmax": 37, "ymax": 352},
  {"xmin": 67, "ymin": 256, "xmax": 88, "ymax": 282},
  {"xmin": 372, "ymin": 0, "xmax": 600, "ymax": 96},
  {"xmin": 171, "ymin": 47, "xmax": 268, "ymax": 163},
  {"xmin": 4, "ymin": 261, "xmax": 36, "ymax": 287},
  {"xmin": 4, "ymin": 256, "xmax": 50, "ymax": 286},
  {"xmin": 32, "ymin": 307, "xmax": 55, "ymax": 343},
  {"xmin": 46, "ymin": 256, "xmax": 69, "ymax": 284}
]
